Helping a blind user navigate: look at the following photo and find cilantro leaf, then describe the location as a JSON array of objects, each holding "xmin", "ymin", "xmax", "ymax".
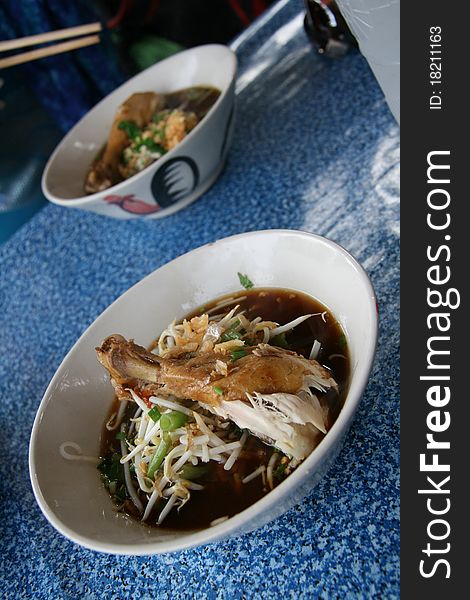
[
  {"xmin": 118, "ymin": 120, "xmax": 141, "ymax": 140},
  {"xmin": 274, "ymin": 462, "xmax": 287, "ymax": 481},
  {"xmin": 270, "ymin": 333, "xmax": 289, "ymax": 349},
  {"xmin": 139, "ymin": 138, "xmax": 166, "ymax": 154}
]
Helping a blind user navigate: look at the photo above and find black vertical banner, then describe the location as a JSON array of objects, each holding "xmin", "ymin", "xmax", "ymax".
[{"xmin": 401, "ymin": 1, "xmax": 468, "ymax": 596}]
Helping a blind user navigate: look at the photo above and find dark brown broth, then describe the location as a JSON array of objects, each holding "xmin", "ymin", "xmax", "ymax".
[
  {"xmin": 164, "ymin": 86, "xmax": 221, "ymax": 120},
  {"xmin": 100, "ymin": 288, "xmax": 349, "ymax": 530},
  {"xmin": 200, "ymin": 288, "xmax": 350, "ymax": 427}
]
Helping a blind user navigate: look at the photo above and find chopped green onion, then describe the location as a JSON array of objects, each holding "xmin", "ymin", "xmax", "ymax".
[
  {"xmin": 270, "ymin": 333, "xmax": 289, "ymax": 349},
  {"xmin": 213, "ymin": 386, "xmax": 224, "ymax": 396},
  {"xmin": 160, "ymin": 411, "xmax": 188, "ymax": 432},
  {"xmin": 118, "ymin": 120, "xmax": 141, "ymax": 140},
  {"xmin": 220, "ymin": 319, "xmax": 245, "ymax": 342},
  {"xmin": 231, "ymin": 349, "xmax": 247, "ymax": 362},
  {"xmin": 237, "ymin": 272, "xmax": 254, "ymax": 289},
  {"xmin": 180, "ymin": 465, "xmax": 209, "ymax": 480},
  {"xmin": 220, "ymin": 328, "xmax": 243, "ymax": 342},
  {"xmin": 147, "ymin": 433, "xmax": 171, "ymax": 480},
  {"xmin": 148, "ymin": 406, "xmax": 161, "ymax": 422},
  {"xmin": 115, "ymin": 431, "xmax": 126, "ymax": 441}
]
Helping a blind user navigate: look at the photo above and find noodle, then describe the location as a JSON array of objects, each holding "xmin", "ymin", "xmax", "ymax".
[{"xmin": 92, "ymin": 288, "xmax": 349, "ymax": 528}]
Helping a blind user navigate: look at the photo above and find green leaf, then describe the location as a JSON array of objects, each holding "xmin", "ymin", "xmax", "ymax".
[
  {"xmin": 114, "ymin": 484, "xmax": 128, "ymax": 503},
  {"xmin": 237, "ymin": 272, "xmax": 254, "ymax": 289},
  {"xmin": 98, "ymin": 454, "xmax": 125, "ymax": 483},
  {"xmin": 270, "ymin": 333, "xmax": 289, "ymax": 349},
  {"xmin": 233, "ymin": 425, "xmax": 244, "ymax": 439},
  {"xmin": 118, "ymin": 120, "xmax": 141, "ymax": 140},
  {"xmin": 139, "ymin": 138, "xmax": 166, "ymax": 154},
  {"xmin": 273, "ymin": 462, "xmax": 287, "ymax": 481},
  {"xmin": 213, "ymin": 386, "xmax": 224, "ymax": 396},
  {"xmin": 152, "ymin": 110, "xmax": 169, "ymax": 123}
]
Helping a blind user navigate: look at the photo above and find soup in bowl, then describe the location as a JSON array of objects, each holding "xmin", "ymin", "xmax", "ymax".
[
  {"xmin": 29, "ymin": 230, "xmax": 377, "ymax": 554},
  {"xmin": 41, "ymin": 44, "xmax": 236, "ymax": 220}
]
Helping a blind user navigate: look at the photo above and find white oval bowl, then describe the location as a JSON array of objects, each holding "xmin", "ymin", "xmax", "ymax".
[
  {"xmin": 41, "ymin": 44, "xmax": 237, "ymax": 219},
  {"xmin": 29, "ymin": 230, "xmax": 378, "ymax": 554}
]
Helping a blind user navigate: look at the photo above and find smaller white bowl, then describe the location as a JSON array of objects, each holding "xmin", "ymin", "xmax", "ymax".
[
  {"xmin": 41, "ymin": 44, "xmax": 237, "ymax": 219},
  {"xmin": 29, "ymin": 230, "xmax": 378, "ymax": 554}
]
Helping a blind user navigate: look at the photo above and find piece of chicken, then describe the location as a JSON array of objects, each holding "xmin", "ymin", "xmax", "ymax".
[
  {"xmin": 85, "ymin": 92, "xmax": 164, "ymax": 193},
  {"xmin": 96, "ymin": 334, "xmax": 337, "ymax": 459},
  {"xmin": 96, "ymin": 334, "xmax": 335, "ymax": 405}
]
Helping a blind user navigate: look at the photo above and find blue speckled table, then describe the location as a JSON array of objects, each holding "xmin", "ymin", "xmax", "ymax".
[{"xmin": 0, "ymin": 1, "xmax": 400, "ymax": 597}]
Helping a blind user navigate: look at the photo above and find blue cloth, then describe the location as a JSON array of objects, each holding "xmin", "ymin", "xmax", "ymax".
[
  {"xmin": 0, "ymin": 0, "xmax": 124, "ymax": 131},
  {"xmin": 0, "ymin": 69, "xmax": 63, "ymax": 243},
  {"xmin": 0, "ymin": 0, "xmax": 400, "ymax": 597}
]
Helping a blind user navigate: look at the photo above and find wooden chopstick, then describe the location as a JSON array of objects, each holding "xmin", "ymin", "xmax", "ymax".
[
  {"xmin": 0, "ymin": 22, "xmax": 102, "ymax": 53},
  {"xmin": 0, "ymin": 34, "xmax": 101, "ymax": 70}
]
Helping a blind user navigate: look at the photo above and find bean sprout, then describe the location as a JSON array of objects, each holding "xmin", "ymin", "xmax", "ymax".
[
  {"xmin": 269, "ymin": 314, "xmax": 316, "ymax": 338},
  {"xmin": 267, "ymin": 452, "xmax": 279, "ymax": 490},
  {"xmin": 120, "ymin": 427, "xmax": 143, "ymax": 512},
  {"xmin": 157, "ymin": 493, "xmax": 178, "ymax": 524},
  {"xmin": 106, "ymin": 399, "xmax": 128, "ymax": 431},
  {"xmin": 309, "ymin": 339, "xmax": 321, "ymax": 360},
  {"xmin": 242, "ymin": 465, "xmax": 266, "ymax": 484},
  {"xmin": 224, "ymin": 431, "xmax": 248, "ymax": 471},
  {"xmin": 142, "ymin": 490, "xmax": 159, "ymax": 522}
]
